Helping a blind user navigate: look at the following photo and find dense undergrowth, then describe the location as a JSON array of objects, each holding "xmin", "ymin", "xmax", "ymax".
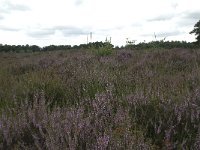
[{"xmin": 1, "ymin": 48, "xmax": 200, "ymax": 149}]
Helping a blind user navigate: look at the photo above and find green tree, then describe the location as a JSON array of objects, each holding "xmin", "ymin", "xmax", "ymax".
[{"xmin": 190, "ymin": 20, "xmax": 200, "ymax": 45}]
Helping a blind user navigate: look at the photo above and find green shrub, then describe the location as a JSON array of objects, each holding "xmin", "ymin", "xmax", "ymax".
[{"xmin": 91, "ymin": 42, "xmax": 113, "ymax": 56}]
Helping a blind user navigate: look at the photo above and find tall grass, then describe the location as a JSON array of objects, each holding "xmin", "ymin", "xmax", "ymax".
[{"xmin": 1, "ymin": 48, "xmax": 200, "ymax": 149}]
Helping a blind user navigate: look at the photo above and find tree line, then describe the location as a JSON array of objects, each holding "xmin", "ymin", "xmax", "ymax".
[
  {"xmin": 124, "ymin": 40, "xmax": 198, "ymax": 50},
  {"xmin": 0, "ymin": 42, "xmax": 114, "ymax": 53},
  {"xmin": 0, "ymin": 41, "xmax": 198, "ymax": 53},
  {"xmin": 0, "ymin": 20, "xmax": 200, "ymax": 53}
]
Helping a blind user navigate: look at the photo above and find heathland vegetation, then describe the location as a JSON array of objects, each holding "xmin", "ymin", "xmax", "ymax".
[{"xmin": 0, "ymin": 20, "xmax": 200, "ymax": 149}]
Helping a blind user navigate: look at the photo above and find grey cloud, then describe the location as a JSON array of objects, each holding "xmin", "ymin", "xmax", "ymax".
[
  {"xmin": 142, "ymin": 30, "xmax": 182, "ymax": 38},
  {"xmin": 54, "ymin": 26, "xmax": 89, "ymax": 36},
  {"xmin": 27, "ymin": 29, "xmax": 55, "ymax": 38},
  {"xmin": 132, "ymin": 23, "xmax": 141, "ymax": 27},
  {"xmin": 27, "ymin": 26, "xmax": 89, "ymax": 38},
  {"xmin": 0, "ymin": 15, "xmax": 4, "ymax": 20},
  {"xmin": 148, "ymin": 14, "xmax": 174, "ymax": 22},
  {"xmin": 183, "ymin": 11, "xmax": 200, "ymax": 20},
  {"xmin": 97, "ymin": 26, "xmax": 123, "ymax": 33},
  {"xmin": 148, "ymin": 10, "xmax": 199, "ymax": 27},
  {"xmin": 0, "ymin": 25, "xmax": 21, "ymax": 32},
  {"xmin": 171, "ymin": 3, "xmax": 178, "ymax": 9},
  {"xmin": 176, "ymin": 18, "xmax": 197, "ymax": 27},
  {"xmin": 0, "ymin": 1, "xmax": 30, "ymax": 14},
  {"xmin": 95, "ymin": 25, "xmax": 131, "ymax": 35},
  {"xmin": 6, "ymin": 2, "xmax": 30, "ymax": 11},
  {"xmin": 74, "ymin": 0, "xmax": 84, "ymax": 6},
  {"xmin": 175, "ymin": 11, "xmax": 200, "ymax": 27},
  {"xmin": 156, "ymin": 31, "xmax": 183, "ymax": 37}
]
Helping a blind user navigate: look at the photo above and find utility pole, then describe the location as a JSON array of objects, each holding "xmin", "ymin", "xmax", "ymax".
[
  {"xmin": 90, "ymin": 32, "xmax": 92, "ymax": 43},
  {"xmin": 87, "ymin": 34, "xmax": 88, "ymax": 44}
]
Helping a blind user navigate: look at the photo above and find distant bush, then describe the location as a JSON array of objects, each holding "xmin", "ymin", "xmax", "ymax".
[
  {"xmin": 91, "ymin": 41, "xmax": 114, "ymax": 56},
  {"xmin": 43, "ymin": 45, "xmax": 71, "ymax": 51}
]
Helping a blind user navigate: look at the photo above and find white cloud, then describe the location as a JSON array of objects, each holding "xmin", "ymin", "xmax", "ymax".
[{"xmin": 0, "ymin": 0, "xmax": 199, "ymax": 46}]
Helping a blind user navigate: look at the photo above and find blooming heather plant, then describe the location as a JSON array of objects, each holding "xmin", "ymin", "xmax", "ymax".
[
  {"xmin": 1, "ymin": 48, "xmax": 200, "ymax": 149},
  {"xmin": 0, "ymin": 90, "xmax": 153, "ymax": 149}
]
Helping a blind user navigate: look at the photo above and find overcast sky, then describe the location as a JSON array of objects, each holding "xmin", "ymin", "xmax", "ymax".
[{"xmin": 0, "ymin": 0, "xmax": 199, "ymax": 46}]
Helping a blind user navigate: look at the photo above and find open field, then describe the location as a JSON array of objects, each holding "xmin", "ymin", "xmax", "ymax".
[{"xmin": 1, "ymin": 48, "xmax": 200, "ymax": 149}]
